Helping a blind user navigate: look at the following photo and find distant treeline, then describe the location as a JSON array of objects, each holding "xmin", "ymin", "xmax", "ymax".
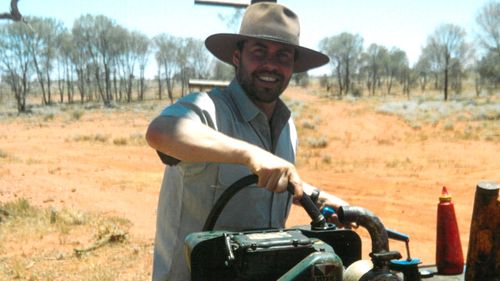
[{"xmin": 0, "ymin": 2, "xmax": 498, "ymax": 113}]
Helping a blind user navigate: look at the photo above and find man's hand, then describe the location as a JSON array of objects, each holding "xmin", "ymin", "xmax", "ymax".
[
  {"xmin": 300, "ymin": 183, "xmax": 356, "ymax": 228},
  {"xmin": 315, "ymin": 191, "xmax": 349, "ymax": 213},
  {"xmin": 244, "ymin": 146, "xmax": 303, "ymax": 198},
  {"xmin": 320, "ymin": 195, "xmax": 357, "ymax": 229}
]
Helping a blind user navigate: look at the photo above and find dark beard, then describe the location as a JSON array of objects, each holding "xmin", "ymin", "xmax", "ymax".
[{"xmin": 237, "ymin": 67, "xmax": 290, "ymax": 104}]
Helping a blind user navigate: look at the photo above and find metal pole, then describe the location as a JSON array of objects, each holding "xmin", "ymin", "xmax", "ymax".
[
  {"xmin": 194, "ymin": 0, "xmax": 249, "ymax": 8},
  {"xmin": 194, "ymin": 0, "xmax": 277, "ymax": 8}
]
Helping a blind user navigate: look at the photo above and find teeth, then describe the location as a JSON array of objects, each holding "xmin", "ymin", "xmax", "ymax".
[{"xmin": 259, "ymin": 75, "xmax": 277, "ymax": 82}]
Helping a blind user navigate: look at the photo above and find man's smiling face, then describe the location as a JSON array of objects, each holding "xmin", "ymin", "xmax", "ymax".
[{"xmin": 233, "ymin": 39, "xmax": 295, "ymax": 104}]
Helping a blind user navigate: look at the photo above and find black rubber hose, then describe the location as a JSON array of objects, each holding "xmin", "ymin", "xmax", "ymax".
[
  {"xmin": 203, "ymin": 174, "xmax": 258, "ymax": 231},
  {"xmin": 292, "ymin": 187, "xmax": 326, "ymax": 229},
  {"xmin": 202, "ymin": 174, "xmax": 326, "ymax": 231}
]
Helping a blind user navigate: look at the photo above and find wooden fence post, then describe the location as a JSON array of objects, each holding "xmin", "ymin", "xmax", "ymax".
[{"xmin": 464, "ymin": 181, "xmax": 499, "ymax": 281}]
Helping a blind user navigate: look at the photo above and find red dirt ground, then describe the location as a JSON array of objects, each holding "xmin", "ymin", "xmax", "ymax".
[{"xmin": 1, "ymin": 86, "xmax": 498, "ymax": 270}]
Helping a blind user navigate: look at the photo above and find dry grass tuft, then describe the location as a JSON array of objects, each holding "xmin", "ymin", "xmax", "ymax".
[
  {"xmin": 70, "ymin": 109, "xmax": 85, "ymax": 121},
  {"xmin": 305, "ymin": 136, "xmax": 329, "ymax": 148},
  {"xmin": 0, "ymin": 149, "xmax": 8, "ymax": 158},
  {"xmin": 0, "ymin": 198, "xmax": 152, "ymax": 281},
  {"xmin": 300, "ymin": 119, "xmax": 316, "ymax": 130},
  {"xmin": 113, "ymin": 137, "xmax": 128, "ymax": 146},
  {"xmin": 71, "ymin": 134, "xmax": 110, "ymax": 143}
]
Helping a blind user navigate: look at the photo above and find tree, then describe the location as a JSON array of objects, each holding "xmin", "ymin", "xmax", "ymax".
[
  {"xmin": 475, "ymin": 1, "xmax": 500, "ymax": 91},
  {"xmin": 419, "ymin": 42, "xmax": 445, "ymax": 91},
  {"xmin": 401, "ymin": 65, "xmax": 417, "ymax": 98},
  {"xmin": 383, "ymin": 47, "xmax": 408, "ymax": 96},
  {"xmin": 425, "ymin": 24, "xmax": 467, "ymax": 101},
  {"xmin": 55, "ymin": 28, "xmax": 74, "ymax": 103},
  {"xmin": 134, "ymin": 32, "xmax": 150, "ymax": 101},
  {"xmin": 72, "ymin": 15, "xmax": 121, "ymax": 106},
  {"xmin": 154, "ymin": 33, "xmax": 179, "ymax": 103},
  {"xmin": 477, "ymin": 51, "xmax": 500, "ymax": 90},
  {"xmin": 25, "ymin": 17, "xmax": 64, "ymax": 105},
  {"xmin": 176, "ymin": 38, "xmax": 192, "ymax": 96},
  {"xmin": 187, "ymin": 38, "xmax": 211, "ymax": 80},
  {"xmin": 73, "ymin": 15, "xmax": 102, "ymax": 103},
  {"xmin": 293, "ymin": 72, "xmax": 309, "ymax": 88},
  {"xmin": 154, "ymin": 35, "xmax": 208, "ymax": 101},
  {"xmin": 476, "ymin": 1, "xmax": 500, "ymax": 57},
  {"xmin": 0, "ymin": 22, "xmax": 32, "ymax": 112},
  {"xmin": 361, "ymin": 44, "xmax": 388, "ymax": 95},
  {"xmin": 70, "ymin": 25, "xmax": 91, "ymax": 103},
  {"xmin": 113, "ymin": 26, "xmax": 133, "ymax": 102},
  {"xmin": 414, "ymin": 54, "xmax": 432, "ymax": 92},
  {"xmin": 211, "ymin": 60, "xmax": 233, "ymax": 80},
  {"xmin": 319, "ymin": 33, "xmax": 363, "ymax": 96}
]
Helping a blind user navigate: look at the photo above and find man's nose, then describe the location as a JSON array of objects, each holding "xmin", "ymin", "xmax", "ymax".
[{"xmin": 260, "ymin": 55, "xmax": 281, "ymax": 70}]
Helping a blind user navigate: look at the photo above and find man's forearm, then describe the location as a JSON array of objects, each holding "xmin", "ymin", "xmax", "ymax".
[
  {"xmin": 146, "ymin": 115, "xmax": 303, "ymax": 196},
  {"xmin": 146, "ymin": 116, "xmax": 257, "ymax": 166}
]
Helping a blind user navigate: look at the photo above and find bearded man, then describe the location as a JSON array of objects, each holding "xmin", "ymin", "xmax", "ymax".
[{"xmin": 146, "ymin": 2, "xmax": 349, "ymax": 280}]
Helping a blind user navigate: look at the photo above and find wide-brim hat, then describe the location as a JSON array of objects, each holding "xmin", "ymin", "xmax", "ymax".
[{"xmin": 205, "ymin": 2, "xmax": 329, "ymax": 73}]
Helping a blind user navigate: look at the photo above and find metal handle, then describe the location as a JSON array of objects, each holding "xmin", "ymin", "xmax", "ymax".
[{"xmin": 287, "ymin": 184, "xmax": 327, "ymax": 229}]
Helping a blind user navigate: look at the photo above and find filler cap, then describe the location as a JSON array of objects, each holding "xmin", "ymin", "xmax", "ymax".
[{"xmin": 439, "ymin": 186, "xmax": 452, "ymax": 202}]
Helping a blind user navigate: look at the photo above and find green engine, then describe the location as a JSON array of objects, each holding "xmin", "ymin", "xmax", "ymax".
[
  {"xmin": 184, "ymin": 175, "xmax": 407, "ymax": 281},
  {"xmin": 185, "ymin": 227, "xmax": 358, "ymax": 281}
]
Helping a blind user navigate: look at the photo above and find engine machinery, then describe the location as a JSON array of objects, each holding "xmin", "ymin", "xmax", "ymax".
[{"xmin": 185, "ymin": 175, "xmax": 424, "ymax": 281}]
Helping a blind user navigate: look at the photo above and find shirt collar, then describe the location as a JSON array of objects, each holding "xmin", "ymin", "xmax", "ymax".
[{"xmin": 228, "ymin": 79, "xmax": 260, "ymax": 122}]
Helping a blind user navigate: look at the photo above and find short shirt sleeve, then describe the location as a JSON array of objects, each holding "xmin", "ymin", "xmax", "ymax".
[
  {"xmin": 155, "ymin": 91, "xmax": 219, "ymax": 166},
  {"xmin": 160, "ymin": 92, "xmax": 218, "ymax": 131}
]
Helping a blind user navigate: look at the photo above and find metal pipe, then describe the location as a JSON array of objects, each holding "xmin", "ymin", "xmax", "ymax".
[{"xmin": 337, "ymin": 206, "xmax": 389, "ymax": 254}]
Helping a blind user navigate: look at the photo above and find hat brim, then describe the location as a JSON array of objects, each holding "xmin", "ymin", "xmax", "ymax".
[{"xmin": 205, "ymin": 33, "xmax": 329, "ymax": 73}]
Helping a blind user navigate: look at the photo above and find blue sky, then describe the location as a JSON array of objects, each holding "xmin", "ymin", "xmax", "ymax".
[{"xmin": 16, "ymin": 0, "xmax": 493, "ymax": 75}]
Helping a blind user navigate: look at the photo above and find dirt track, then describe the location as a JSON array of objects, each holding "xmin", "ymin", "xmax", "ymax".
[{"xmin": 1, "ymin": 86, "xmax": 498, "ymax": 268}]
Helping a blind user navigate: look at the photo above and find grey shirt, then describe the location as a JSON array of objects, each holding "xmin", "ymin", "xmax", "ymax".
[{"xmin": 152, "ymin": 79, "xmax": 298, "ymax": 280}]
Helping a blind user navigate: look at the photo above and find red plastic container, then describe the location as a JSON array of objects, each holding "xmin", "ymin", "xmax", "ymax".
[{"xmin": 436, "ymin": 186, "xmax": 464, "ymax": 275}]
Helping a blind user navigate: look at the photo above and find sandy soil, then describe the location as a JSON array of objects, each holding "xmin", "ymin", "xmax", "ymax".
[{"xmin": 0, "ymin": 86, "xmax": 498, "ymax": 271}]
